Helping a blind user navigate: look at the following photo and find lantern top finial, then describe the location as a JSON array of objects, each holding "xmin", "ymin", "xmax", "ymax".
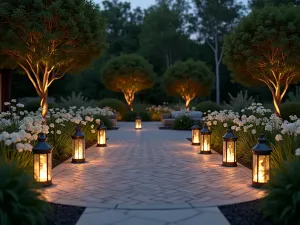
[
  {"xmin": 191, "ymin": 121, "xmax": 200, "ymax": 129},
  {"xmin": 223, "ymin": 128, "xmax": 238, "ymax": 141},
  {"xmin": 252, "ymin": 133, "xmax": 272, "ymax": 154},
  {"xmin": 201, "ymin": 123, "xmax": 212, "ymax": 134},
  {"xmin": 72, "ymin": 125, "xmax": 85, "ymax": 139},
  {"xmin": 32, "ymin": 133, "xmax": 53, "ymax": 154},
  {"xmin": 98, "ymin": 121, "xmax": 107, "ymax": 130}
]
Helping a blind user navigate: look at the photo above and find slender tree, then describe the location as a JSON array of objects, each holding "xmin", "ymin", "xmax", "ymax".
[
  {"xmin": 191, "ymin": 0, "xmax": 244, "ymax": 104},
  {"xmin": 0, "ymin": 0, "xmax": 107, "ymax": 118},
  {"xmin": 163, "ymin": 59, "xmax": 214, "ymax": 109},
  {"xmin": 223, "ymin": 4, "xmax": 300, "ymax": 117},
  {"xmin": 100, "ymin": 54, "xmax": 156, "ymax": 111}
]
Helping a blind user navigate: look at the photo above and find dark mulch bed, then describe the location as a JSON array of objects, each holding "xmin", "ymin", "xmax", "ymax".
[
  {"xmin": 219, "ymin": 199, "xmax": 275, "ymax": 225},
  {"xmin": 108, "ymin": 127, "xmax": 119, "ymax": 130},
  {"xmin": 46, "ymin": 203, "xmax": 85, "ymax": 225}
]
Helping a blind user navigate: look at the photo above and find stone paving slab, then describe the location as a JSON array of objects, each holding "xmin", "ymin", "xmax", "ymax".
[
  {"xmin": 44, "ymin": 122, "xmax": 265, "ymax": 209},
  {"xmin": 75, "ymin": 207, "xmax": 230, "ymax": 225}
]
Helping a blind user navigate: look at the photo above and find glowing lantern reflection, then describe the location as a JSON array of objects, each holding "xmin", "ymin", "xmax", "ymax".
[
  {"xmin": 71, "ymin": 126, "xmax": 85, "ymax": 163},
  {"xmin": 135, "ymin": 114, "xmax": 142, "ymax": 130},
  {"xmin": 252, "ymin": 133, "xmax": 272, "ymax": 188},
  {"xmin": 222, "ymin": 129, "xmax": 237, "ymax": 167},
  {"xmin": 200, "ymin": 124, "xmax": 212, "ymax": 154},
  {"xmin": 97, "ymin": 121, "xmax": 107, "ymax": 147},
  {"xmin": 191, "ymin": 122, "xmax": 200, "ymax": 145},
  {"xmin": 32, "ymin": 133, "xmax": 53, "ymax": 187}
]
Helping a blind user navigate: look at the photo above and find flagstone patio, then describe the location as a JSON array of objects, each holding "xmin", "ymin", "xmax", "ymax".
[{"xmin": 43, "ymin": 122, "xmax": 265, "ymax": 224}]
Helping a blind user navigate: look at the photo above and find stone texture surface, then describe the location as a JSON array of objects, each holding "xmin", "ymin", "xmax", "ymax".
[{"xmin": 44, "ymin": 122, "xmax": 265, "ymax": 209}]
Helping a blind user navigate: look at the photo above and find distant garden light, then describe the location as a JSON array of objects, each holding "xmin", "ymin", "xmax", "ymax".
[
  {"xmin": 135, "ymin": 114, "xmax": 142, "ymax": 130},
  {"xmin": 191, "ymin": 122, "xmax": 200, "ymax": 145},
  {"xmin": 32, "ymin": 133, "xmax": 53, "ymax": 187},
  {"xmin": 71, "ymin": 126, "xmax": 85, "ymax": 163},
  {"xmin": 200, "ymin": 124, "xmax": 212, "ymax": 154},
  {"xmin": 97, "ymin": 121, "xmax": 107, "ymax": 147},
  {"xmin": 252, "ymin": 133, "xmax": 272, "ymax": 188},
  {"xmin": 222, "ymin": 129, "xmax": 237, "ymax": 167}
]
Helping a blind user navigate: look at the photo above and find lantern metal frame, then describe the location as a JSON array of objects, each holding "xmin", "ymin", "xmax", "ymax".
[
  {"xmin": 135, "ymin": 114, "xmax": 142, "ymax": 130},
  {"xmin": 252, "ymin": 133, "xmax": 272, "ymax": 188},
  {"xmin": 71, "ymin": 126, "xmax": 86, "ymax": 164},
  {"xmin": 222, "ymin": 129, "xmax": 238, "ymax": 167},
  {"xmin": 32, "ymin": 133, "xmax": 53, "ymax": 187},
  {"xmin": 97, "ymin": 121, "xmax": 107, "ymax": 147},
  {"xmin": 199, "ymin": 124, "xmax": 212, "ymax": 154},
  {"xmin": 191, "ymin": 122, "xmax": 201, "ymax": 145}
]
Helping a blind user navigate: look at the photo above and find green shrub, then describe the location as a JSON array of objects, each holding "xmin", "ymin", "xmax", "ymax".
[
  {"xmin": 24, "ymin": 99, "xmax": 56, "ymax": 112},
  {"xmin": 0, "ymin": 162, "xmax": 51, "ymax": 225},
  {"xmin": 261, "ymin": 157, "xmax": 300, "ymax": 225},
  {"xmin": 280, "ymin": 102, "xmax": 300, "ymax": 121},
  {"xmin": 93, "ymin": 115, "xmax": 113, "ymax": 129},
  {"xmin": 224, "ymin": 90, "xmax": 255, "ymax": 112},
  {"xmin": 172, "ymin": 115, "xmax": 195, "ymax": 130},
  {"xmin": 58, "ymin": 92, "xmax": 94, "ymax": 108},
  {"xmin": 195, "ymin": 101, "xmax": 223, "ymax": 113},
  {"xmin": 123, "ymin": 111, "xmax": 151, "ymax": 121},
  {"xmin": 286, "ymin": 86, "xmax": 300, "ymax": 102},
  {"xmin": 97, "ymin": 98, "xmax": 127, "ymax": 120},
  {"xmin": 132, "ymin": 103, "xmax": 151, "ymax": 112}
]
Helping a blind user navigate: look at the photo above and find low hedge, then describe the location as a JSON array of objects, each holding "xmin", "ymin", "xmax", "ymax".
[
  {"xmin": 195, "ymin": 101, "xmax": 223, "ymax": 113},
  {"xmin": 97, "ymin": 98, "xmax": 127, "ymax": 120}
]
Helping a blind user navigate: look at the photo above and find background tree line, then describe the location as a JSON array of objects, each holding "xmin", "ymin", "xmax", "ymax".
[{"xmin": 11, "ymin": 0, "xmax": 299, "ymax": 105}]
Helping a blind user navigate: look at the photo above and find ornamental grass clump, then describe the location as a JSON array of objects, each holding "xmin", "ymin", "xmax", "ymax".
[
  {"xmin": 0, "ymin": 162, "xmax": 51, "ymax": 225},
  {"xmin": 261, "ymin": 156, "xmax": 300, "ymax": 225}
]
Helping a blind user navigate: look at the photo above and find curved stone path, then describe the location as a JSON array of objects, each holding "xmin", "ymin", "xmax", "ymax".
[{"xmin": 44, "ymin": 122, "xmax": 265, "ymax": 210}]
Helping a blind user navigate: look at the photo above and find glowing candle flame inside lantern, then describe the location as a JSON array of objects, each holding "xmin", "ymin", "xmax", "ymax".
[
  {"xmin": 200, "ymin": 124, "xmax": 212, "ymax": 154},
  {"xmin": 222, "ymin": 129, "xmax": 237, "ymax": 167},
  {"xmin": 71, "ymin": 126, "xmax": 86, "ymax": 163},
  {"xmin": 135, "ymin": 115, "xmax": 142, "ymax": 130},
  {"xmin": 39, "ymin": 154, "xmax": 48, "ymax": 182},
  {"xmin": 192, "ymin": 130, "xmax": 200, "ymax": 144},
  {"xmin": 226, "ymin": 142, "xmax": 235, "ymax": 162},
  {"xmin": 97, "ymin": 122, "xmax": 107, "ymax": 147}
]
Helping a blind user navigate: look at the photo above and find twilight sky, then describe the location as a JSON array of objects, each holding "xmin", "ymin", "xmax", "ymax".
[{"xmin": 95, "ymin": 0, "xmax": 249, "ymax": 9}]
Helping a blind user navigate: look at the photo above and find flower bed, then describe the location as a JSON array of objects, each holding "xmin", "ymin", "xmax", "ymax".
[
  {"xmin": 0, "ymin": 100, "xmax": 115, "ymax": 169},
  {"xmin": 146, "ymin": 105, "xmax": 172, "ymax": 121}
]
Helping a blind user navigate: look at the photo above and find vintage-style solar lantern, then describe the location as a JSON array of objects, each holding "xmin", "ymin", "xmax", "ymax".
[
  {"xmin": 191, "ymin": 122, "xmax": 200, "ymax": 145},
  {"xmin": 32, "ymin": 133, "xmax": 53, "ymax": 187},
  {"xmin": 71, "ymin": 126, "xmax": 85, "ymax": 163},
  {"xmin": 222, "ymin": 129, "xmax": 238, "ymax": 167},
  {"xmin": 97, "ymin": 121, "xmax": 107, "ymax": 147},
  {"xmin": 200, "ymin": 124, "xmax": 212, "ymax": 154},
  {"xmin": 252, "ymin": 133, "xmax": 272, "ymax": 188},
  {"xmin": 135, "ymin": 114, "xmax": 142, "ymax": 130}
]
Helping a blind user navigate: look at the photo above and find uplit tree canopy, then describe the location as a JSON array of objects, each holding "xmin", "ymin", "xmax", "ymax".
[
  {"xmin": 223, "ymin": 4, "xmax": 300, "ymax": 117},
  {"xmin": 100, "ymin": 54, "xmax": 156, "ymax": 110},
  {"xmin": 163, "ymin": 59, "xmax": 214, "ymax": 109},
  {"xmin": 0, "ymin": 0, "xmax": 107, "ymax": 118}
]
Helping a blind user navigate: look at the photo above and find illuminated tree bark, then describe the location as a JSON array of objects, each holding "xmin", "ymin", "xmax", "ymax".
[{"xmin": 123, "ymin": 89, "xmax": 135, "ymax": 111}]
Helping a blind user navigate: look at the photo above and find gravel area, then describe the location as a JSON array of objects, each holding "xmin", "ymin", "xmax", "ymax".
[
  {"xmin": 46, "ymin": 203, "xmax": 85, "ymax": 225},
  {"xmin": 219, "ymin": 199, "xmax": 275, "ymax": 225}
]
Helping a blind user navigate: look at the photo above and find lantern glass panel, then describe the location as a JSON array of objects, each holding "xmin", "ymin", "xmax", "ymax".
[
  {"xmin": 99, "ymin": 129, "xmax": 106, "ymax": 145},
  {"xmin": 192, "ymin": 129, "xmax": 200, "ymax": 144},
  {"xmin": 201, "ymin": 134, "xmax": 211, "ymax": 152},
  {"xmin": 72, "ymin": 138, "xmax": 85, "ymax": 160},
  {"xmin": 34, "ymin": 153, "xmax": 52, "ymax": 182},
  {"xmin": 223, "ymin": 140, "xmax": 236, "ymax": 163},
  {"xmin": 253, "ymin": 155, "xmax": 270, "ymax": 184},
  {"xmin": 136, "ymin": 119, "xmax": 142, "ymax": 129}
]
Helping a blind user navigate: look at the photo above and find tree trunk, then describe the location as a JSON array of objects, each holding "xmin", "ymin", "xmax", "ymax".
[
  {"xmin": 215, "ymin": 62, "xmax": 220, "ymax": 105},
  {"xmin": 40, "ymin": 91, "xmax": 49, "ymax": 121},
  {"xmin": 124, "ymin": 91, "xmax": 134, "ymax": 111},
  {"xmin": 273, "ymin": 89, "xmax": 281, "ymax": 117}
]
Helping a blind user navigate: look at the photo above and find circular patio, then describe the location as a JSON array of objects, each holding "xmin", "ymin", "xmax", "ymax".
[{"xmin": 43, "ymin": 122, "xmax": 265, "ymax": 210}]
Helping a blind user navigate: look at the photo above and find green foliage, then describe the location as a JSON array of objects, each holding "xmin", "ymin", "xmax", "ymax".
[
  {"xmin": 23, "ymin": 99, "xmax": 56, "ymax": 112},
  {"xmin": 0, "ymin": 162, "xmax": 51, "ymax": 225},
  {"xmin": 287, "ymin": 86, "xmax": 300, "ymax": 103},
  {"xmin": 97, "ymin": 98, "xmax": 127, "ymax": 120},
  {"xmin": 58, "ymin": 92, "xmax": 94, "ymax": 108},
  {"xmin": 172, "ymin": 115, "xmax": 195, "ymax": 130},
  {"xmin": 163, "ymin": 59, "xmax": 214, "ymax": 104},
  {"xmin": 280, "ymin": 102, "xmax": 300, "ymax": 121},
  {"xmin": 0, "ymin": 150, "xmax": 33, "ymax": 172},
  {"xmin": 224, "ymin": 91, "xmax": 255, "ymax": 112},
  {"xmin": 0, "ymin": 0, "xmax": 107, "ymax": 72},
  {"xmin": 123, "ymin": 111, "xmax": 151, "ymax": 121},
  {"xmin": 100, "ymin": 54, "xmax": 156, "ymax": 93},
  {"xmin": 195, "ymin": 101, "xmax": 223, "ymax": 113},
  {"xmin": 249, "ymin": 0, "xmax": 300, "ymax": 9},
  {"xmin": 261, "ymin": 157, "xmax": 300, "ymax": 225},
  {"xmin": 132, "ymin": 103, "xmax": 151, "ymax": 113}
]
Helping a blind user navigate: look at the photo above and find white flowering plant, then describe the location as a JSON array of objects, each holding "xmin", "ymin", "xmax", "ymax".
[
  {"xmin": 0, "ymin": 100, "xmax": 115, "ymax": 167},
  {"xmin": 204, "ymin": 103, "xmax": 300, "ymax": 168},
  {"xmin": 146, "ymin": 105, "xmax": 173, "ymax": 121}
]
